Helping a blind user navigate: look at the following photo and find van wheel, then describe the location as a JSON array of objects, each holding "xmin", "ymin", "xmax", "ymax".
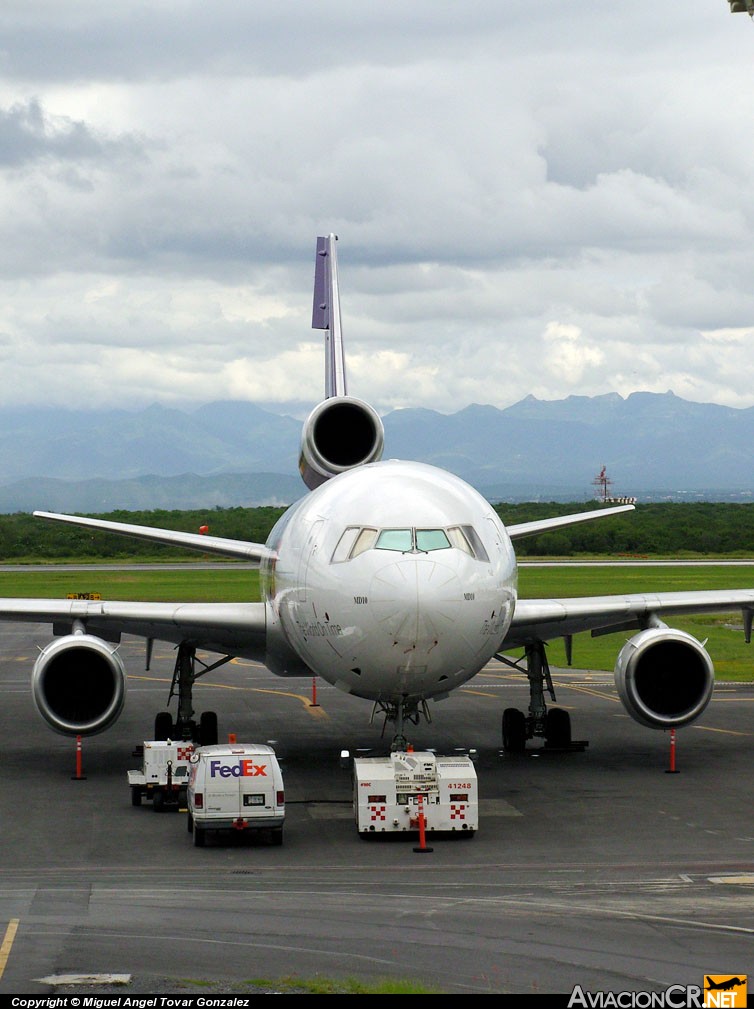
[
  {"xmin": 270, "ymin": 828, "xmax": 283, "ymax": 846},
  {"xmin": 199, "ymin": 711, "xmax": 218, "ymax": 746},
  {"xmin": 193, "ymin": 823, "xmax": 206, "ymax": 847},
  {"xmin": 131, "ymin": 788, "xmax": 142, "ymax": 807},
  {"xmin": 153, "ymin": 789, "xmax": 164, "ymax": 812},
  {"xmin": 187, "ymin": 811, "xmax": 193, "ymax": 833}
]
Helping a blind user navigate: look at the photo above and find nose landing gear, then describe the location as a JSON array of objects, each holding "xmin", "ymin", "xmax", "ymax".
[{"xmin": 371, "ymin": 695, "xmax": 431, "ymax": 751}]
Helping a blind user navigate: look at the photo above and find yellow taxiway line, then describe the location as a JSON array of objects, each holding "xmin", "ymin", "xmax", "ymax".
[{"xmin": 0, "ymin": 918, "xmax": 19, "ymax": 980}]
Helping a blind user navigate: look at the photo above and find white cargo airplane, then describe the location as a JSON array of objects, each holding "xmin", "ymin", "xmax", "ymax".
[{"xmin": 2, "ymin": 234, "xmax": 753, "ymax": 751}]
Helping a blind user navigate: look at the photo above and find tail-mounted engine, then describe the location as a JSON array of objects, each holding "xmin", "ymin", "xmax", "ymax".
[
  {"xmin": 299, "ymin": 396, "xmax": 384, "ymax": 490},
  {"xmin": 614, "ymin": 626, "xmax": 715, "ymax": 729},
  {"xmin": 31, "ymin": 633, "xmax": 127, "ymax": 736}
]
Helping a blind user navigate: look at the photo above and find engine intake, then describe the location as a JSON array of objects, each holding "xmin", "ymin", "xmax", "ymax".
[
  {"xmin": 614, "ymin": 627, "xmax": 714, "ymax": 729},
  {"xmin": 299, "ymin": 396, "xmax": 384, "ymax": 490},
  {"xmin": 32, "ymin": 633, "xmax": 127, "ymax": 736}
]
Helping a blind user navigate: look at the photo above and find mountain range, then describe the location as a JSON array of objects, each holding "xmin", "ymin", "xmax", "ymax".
[{"xmin": 0, "ymin": 390, "xmax": 751, "ymax": 512}]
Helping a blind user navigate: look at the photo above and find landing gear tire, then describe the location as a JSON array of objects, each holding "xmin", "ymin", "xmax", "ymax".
[
  {"xmin": 545, "ymin": 707, "xmax": 572, "ymax": 748},
  {"xmin": 199, "ymin": 711, "xmax": 218, "ymax": 746},
  {"xmin": 154, "ymin": 711, "xmax": 173, "ymax": 740},
  {"xmin": 197, "ymin": 710, "xmax": 218, "ymax": 750},
  {"xmin": 502, "ymin": 707, "xmax": 526, "ymax": 753}
]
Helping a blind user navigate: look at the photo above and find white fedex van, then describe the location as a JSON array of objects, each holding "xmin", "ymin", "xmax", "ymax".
[{"xmin": 187, "ymin": 743, "xmax": 285, "ymax": 847}]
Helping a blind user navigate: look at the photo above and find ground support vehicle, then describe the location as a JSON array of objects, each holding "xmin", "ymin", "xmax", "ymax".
[
  {"xmin": 187, "ymin": 743, "xmax": 285, "ymax": 846},
  {"xmin": 127, "ymin": 739, "xmax": 194, "ymax": 810},
  {"xmin": 352, "ymin": 749, "xmax": 478, "ymax": 836}
]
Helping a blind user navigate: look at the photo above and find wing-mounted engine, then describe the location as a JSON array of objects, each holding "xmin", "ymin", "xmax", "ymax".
[
  {"xmin": 32, "ymin": 633, "xmax": 127, "ymax": 736},
  {"xmin": 299, "ymin": 396, "xmax": 384, "ymax": 490},
  {"xmin": 614, "ymin": 626, "xmax": 715, "ymax": 729}
]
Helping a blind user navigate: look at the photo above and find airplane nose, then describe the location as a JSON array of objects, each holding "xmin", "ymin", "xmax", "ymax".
[{"xmin": 369, "ymin": 557, "xmax": 462, "ymax": 651}]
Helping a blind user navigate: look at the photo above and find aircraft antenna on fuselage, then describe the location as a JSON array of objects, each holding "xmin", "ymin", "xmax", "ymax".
[{"xmin": 312, "ymin": 233, "xmax": 347, "ymax": 399}]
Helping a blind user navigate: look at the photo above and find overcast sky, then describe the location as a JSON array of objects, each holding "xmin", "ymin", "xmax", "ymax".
[{"xmin": 1, "ymin": 1, "xmax": 754, "ymax": 417}]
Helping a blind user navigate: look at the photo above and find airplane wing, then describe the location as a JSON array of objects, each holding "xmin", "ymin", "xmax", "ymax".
[
  {"xmin": 498, "ymin": 586, "xmax": 754, "ymax": 744},
  {"xmin": 505, "ymin": 589, "xmax": 754, "ymax": 648},
  {"xmin": 0, "ymin": 597, "xmax": 267, "ymax": 660},
  {"xmin": 506, "ymin": 503, "xmax": 635, "ymax": 540},
  {"xmin": 33, "ymin": 511, "xmax": 273, "ymax": 563}
]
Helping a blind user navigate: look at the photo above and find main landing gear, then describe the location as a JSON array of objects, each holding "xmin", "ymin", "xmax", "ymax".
[
  {"xmin": 371, "ymin": 695, "xmax": 431, "ymax": 752},
  {"xmin": 150, "ymin": 641, "xmax": 235, "ymax": 745},
  {"xmin": 497, "ymin": 641, "xmax": 585, "ymax": 754}
]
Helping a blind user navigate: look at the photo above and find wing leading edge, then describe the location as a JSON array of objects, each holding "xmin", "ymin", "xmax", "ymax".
[
  {"xmin": 506, "ymin": 589, "xmax": 754, "ymax": 648},
  {"xmin": 33, "ymin": 510, "xmax": 273, "ymax": 564},
  {"xmin": 506, "ymin": 503, "xmax": 635, "ymax": 540},
  {"xmin": 0, "ymin": 597, "xmax": 267, "ymax": 660}
]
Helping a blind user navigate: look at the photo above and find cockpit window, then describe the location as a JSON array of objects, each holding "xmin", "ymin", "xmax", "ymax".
[
  {"xmin": 332, "ymin": 524, "xmax": 490, "ymax": 562},
  {"xmin": 447, "ymin": 526, "xmax": 474, "ymax": 556},
  {"xmin": 351, "ymin": 527, "xmax": 379, "ymax": 557},
  {"xmin": 331, "ymin": 527, "xmax": 361, "ymax": 563},
  {"xmin": 455, "ymin": 524, "xmax": 490, "ymax": 562},
  {"xmin": 415, "ymin": 529, "xmax": 451, "ymax": 552},
  {"xmin": 375, "ymin": 529, "xmax": 452, "ymax": 552},
  {"xmin": 375, "ymin": 528, "xmax": 413, "ymax": 552},
  {"xmin": 332, "ymin": 526, "xmax": 378, "ymax": 562}
]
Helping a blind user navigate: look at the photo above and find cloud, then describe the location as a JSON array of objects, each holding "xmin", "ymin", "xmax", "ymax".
[
  {"xmin": 0, "ymin": 2, "xmax": 753, "ymax": 413},
  {"xmin": 542, "ymin": 322, "xmax": 605, "ymax": 385},
  {"xmin": 0, "ymin": 98, "xmax": 110, "ymax": 166}
]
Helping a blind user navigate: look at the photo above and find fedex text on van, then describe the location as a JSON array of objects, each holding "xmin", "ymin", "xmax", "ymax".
[{"xmin": 209, "ymin": 760, "xmax": 268, "ymax": 778}]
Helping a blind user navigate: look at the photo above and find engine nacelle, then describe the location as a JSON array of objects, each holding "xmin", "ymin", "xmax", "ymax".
[
  {"xmin": 299, "ymin": 396, "xmax": 384, "ymax": 490},
  {"xmin": 31, "ymin": 633, "xmax": 127, "ymax": 736},
  {"xmin": 614, "ymin": 627, "xmax": 714, "ymax": 729}
]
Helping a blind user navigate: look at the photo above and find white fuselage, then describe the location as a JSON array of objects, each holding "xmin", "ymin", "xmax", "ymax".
[{"xmin": 261, "ymin": 460, "xmax": 517, "ymax": 704}]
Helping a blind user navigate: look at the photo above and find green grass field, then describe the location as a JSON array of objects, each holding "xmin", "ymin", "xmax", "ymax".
[
  {"xmin": 0, "ymin": 566, "xmax": 261, "ymax": 603},
  {"xmin": 0, "ymin": 562, "xmax": 752, "ymax": 679}
]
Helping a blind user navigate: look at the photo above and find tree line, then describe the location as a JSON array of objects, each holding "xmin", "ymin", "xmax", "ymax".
[
  {"xmin": 495, "ymin": 501, "xmax": 754, "ymax": 556},
  {"xmin": 0, "ymin": 501, "xmax": 752, "ymax": 561}
]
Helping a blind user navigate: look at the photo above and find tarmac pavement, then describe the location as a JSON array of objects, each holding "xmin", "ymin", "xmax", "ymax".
[{"xmin": 1, "ymin": 623, "xmax": 753, "ymax": 995}]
